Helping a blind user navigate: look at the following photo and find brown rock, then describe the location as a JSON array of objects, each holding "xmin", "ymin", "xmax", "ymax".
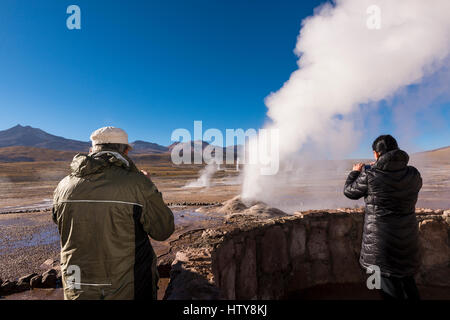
[
  {"xmin": 41, "ymin": 269, "xmax": 58, "ymax": 288},
  {"xmin": 236, "ymin": 238, "xmax": 257, "ymax": 299},
  {"xmin": 419, "ymin": 219, "xmax": 449, "ymax": 267},
  {"xmin": 218, "ymin": 196, "xmax": 248, "ymax": 214},
  {"xmin": 307, "ymin": 227, "xmax": 329, "ymax": 261},
  {"xmin": 18, "ymin": 273, "xmax": 38, "ymax": 285},
  {"xmin": 15, "ymin": 281, "xmax": 30, "ymax": 291},
  {"xmin": 443, "ymin": 210, "xmax": 450, "ymax": 224},
  {"xmin": 287, "ymin": 262, "xmax": 311, "ymax": 292},
  {"xmin": 214, "ymin": 240, "xmax": 235, "ymax": 274},
  {"xmin": 206, "ymin": 243, "xmax": 231, "ymax": 289},
  {"xmin": 289, "ymin": 224, "xmax": 306, "ymax": 259},
  {"xmin": 1, "ymin": 280, "xmax": 17, "ymax": 295},
  {"xmin": 233, "ymin": 240, "xmax": 244, "ymax": 261},
  {"xmin": 157, "ymin": 253, "xmax": 175, "ymax": 278},
  {"xmin": 329, "ymin": 238, "xmax": 362, "ymax": 283},
  {"xmin": 258, "ymin": 273, "xmax": 285, "ymax": 299},
  {"xmin": 16, "ymin": 273, "xmax": 38, "ymax": 291},
  {"xmin": 243, "ymin": 204, "xmax": 286, "ymax": 218},
  {"xmin": 40, "ymin": 258, "xmax": 61, "ymax": 271},
  {"xmin": 417, "ymin": 208, "xmax": 434, "ymax": 215},
  {"xmin": 350, "ymin": 216, "xmax": 364, "ymax": 256},
  {"xmin": 30, "ymin": 275, "xmax": 44, "ymax": 288},
  {"xmin": 164, "ymin": 250, "xmax": 220, "ymax": 300},
  {"xmin": 261, "ymin": 226, "xmax": 289, "ymax": 273},
  {"xmin": 329, "ymin": 216, "xmax": 353, "ymax": 239},
  {"xmin": 160, "ymin": 207, "xmax": 450, "ymax": 299},
  {"xmin": 310, "ymin": 260, "xmax": 331, "ymax": 285},
  {"xmin": 220, "ymin": 261, "xmax": 236, "ymax": 299}
]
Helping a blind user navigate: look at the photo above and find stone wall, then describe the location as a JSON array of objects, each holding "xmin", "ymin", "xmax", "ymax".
[{"xmin": 164, "ymin": 210, "xmax": 450, "ymax": 300}]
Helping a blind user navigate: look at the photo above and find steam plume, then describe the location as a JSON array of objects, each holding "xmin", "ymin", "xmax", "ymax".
[
  {"xmin": 185, "ymin": 162, "xmax": 218, "ymax": 188},
  {"xmin": 242, "ymin": 0, "xmax": 450, "ymax": 207}
]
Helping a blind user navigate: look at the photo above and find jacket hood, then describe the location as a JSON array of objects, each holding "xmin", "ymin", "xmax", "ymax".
[
  {"xmin": 373, "ymin": 149, "xmax": 409, "ymax": 171},
  {"xmin": 70, "ymin": 151, "xmax": 138, "ymax": 177}
]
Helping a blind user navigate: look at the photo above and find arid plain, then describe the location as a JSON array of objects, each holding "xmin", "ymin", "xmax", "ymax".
[{"xmin": 0, "ymin": 145, "xmax": 449, "ymax": 299}]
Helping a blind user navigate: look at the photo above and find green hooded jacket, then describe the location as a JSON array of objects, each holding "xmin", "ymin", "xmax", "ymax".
[{"xmin": 52, "ymin": 150, "xmax": 174, "ymax": 300}]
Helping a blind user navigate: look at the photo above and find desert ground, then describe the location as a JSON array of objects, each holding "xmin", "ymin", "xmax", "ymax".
[{"xmin": 0, "ymin": 147, "xmax": 449, "ymax": 299}]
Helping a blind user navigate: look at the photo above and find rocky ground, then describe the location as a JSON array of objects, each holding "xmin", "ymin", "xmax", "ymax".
[
  {"xmin": 0, "ymin": 210, "xmax": 59, "ymax": 280},
  {"xmin": 1, "ymin": 145, "xmax": 449, "ymax": 299},
  {"xmin": 2, "ymin": 196, "xmax": 448, "ymax": 300},
  {"xmin": 0, "ymin": 204, "xmax": 229, "ymax": 299},
  {"xmin": 163, "ymin": 200, "xmax": 450, "ymax": 300},
  {"xmin": 0, "ymin": 196, "xmax": 290, "ymax": 299}
]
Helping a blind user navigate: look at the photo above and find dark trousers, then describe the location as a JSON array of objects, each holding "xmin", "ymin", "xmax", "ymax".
[{"xmin": 380, "ymin": 275, "xmax": 420, "ymax": 300}]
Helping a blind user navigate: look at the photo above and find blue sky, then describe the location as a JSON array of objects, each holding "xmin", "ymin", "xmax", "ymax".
[{"xmin": 0, "ymin": 0, "xmax": 448, "ymax": 157}]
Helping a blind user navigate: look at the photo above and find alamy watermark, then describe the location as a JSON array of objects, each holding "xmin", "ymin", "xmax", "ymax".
[
  {"xmin": 366, "ymin": 5, "xmax": 381, "ymax": 30},
  {"xmin": 66, "ymin": 264, "xmax": 81, "ymax": 290},
  {"xmin": 171, "ymin": 121, "xmax": 280, "ymax": 175},
  {"xmin": 366, "ymin": 265, "xmax": 381, "ymax": 290},
  {"xmin": 65, "ymin": 265, "xmax": 112, "ymax": 289},
  {"xmin": 66, "ymin": 5, "xmax": 81, "ymax": 30}
]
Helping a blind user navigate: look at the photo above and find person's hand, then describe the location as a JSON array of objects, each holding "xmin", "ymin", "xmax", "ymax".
[
  {"xmin": 352, "ymin": 163, "xmax": 364, "ymax": 172},
  {"xmin": 141, "ymin": 170, "xmax": 151, "ymax": 179}
]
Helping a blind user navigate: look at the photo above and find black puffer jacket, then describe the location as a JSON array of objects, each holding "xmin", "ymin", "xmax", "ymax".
[{"xmin": 344, "ymin": 149, "xmax": 422, "ymax": 277}]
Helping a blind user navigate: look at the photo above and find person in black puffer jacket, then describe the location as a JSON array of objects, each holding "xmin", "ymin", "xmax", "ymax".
[{"xmin": 344, "ymin": 134, "xmax": 422, "ymax": 300}]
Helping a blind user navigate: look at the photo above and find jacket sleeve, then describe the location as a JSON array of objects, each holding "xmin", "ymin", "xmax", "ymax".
[
  {"xmin": 413, "ymin": 166, "xmax": 423, "ymax": 192},
  {"xmin": 52, "ymin": 179, "xmax": 63, "ymax": 225},
  {"xmin": 344, "ymin": 170, "xmax": 368, "ymax": 200},
  {"xmin": 138, "ymin": 178, "xmax": 175, "ymax": 241}
]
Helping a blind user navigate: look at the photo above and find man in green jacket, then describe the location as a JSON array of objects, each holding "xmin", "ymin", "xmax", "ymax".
[{"xmin": 52, "ymin": 126, "xmax": 175, "ymax": 300}]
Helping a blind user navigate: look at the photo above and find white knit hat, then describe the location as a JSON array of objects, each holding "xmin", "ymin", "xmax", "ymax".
[{"xmin": 90, "ymin": 126, "xmax": 131, "ymax": 148}]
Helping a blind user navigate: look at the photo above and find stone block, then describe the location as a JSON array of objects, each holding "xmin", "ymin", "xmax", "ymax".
[
  {"xmin": 236, "ymin": 238, "xmax": 257, "ymax": 299},
  {"xmin": 310, "ymin": 260, "xmax": 331, "ymax": 286},
  {"xmin": 220, "ymin": 261, "xmax": 236, "ymax": 299},
  {"xmin": 261, "ymin": 226, "xmax": 289, "ymax": 273},
  {"xmin": 419, "ymin": 219, "xmax": 449, "ymax": 267},
  {"xmin": 329, "ymin": 216, "xmax": 353, "ymax": 239},
  {"xmin": 289, "ymin": 224, "xmax": 306, "ymax": 259},
  {"xmin": 41, "ymin": 269, "xmax": 58, "ymax": 288},
  {"xmin": 30, "ymin": 275, "xmax": 43, "ymax": 289},
  {"xmin": 307, "ymin": 227, "xmax": 329, "ymax": 261},
  {"xmin": 329, "ymin": 239, "xmax": 363, "ymax": 283}
]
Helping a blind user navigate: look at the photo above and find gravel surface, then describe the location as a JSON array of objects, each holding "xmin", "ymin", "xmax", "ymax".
[
  {"xmin": 0, "ymin": 211, "xmax": 60, "ymax": 280},
  {"xmin": 0, "ymin": 207, "xmax": 225, "ymax": 282}
]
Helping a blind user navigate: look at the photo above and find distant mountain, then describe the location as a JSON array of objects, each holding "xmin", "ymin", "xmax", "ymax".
[
  {"xmin": 168, "ymin": 140, "xmax": 211, "ymax": 152},
  {"xmin": 0, "ymin": 125, "xmax": 168, "ymax": 154},
  {"xmin": 0, "ymin": 124, "xmax": 90, "ymax": 151},
  {"xmin": 168, "ymin": 140, "xmax": 244, "ymax": 161},
  {"xmin": 0, "ymin": 125, "xmax": 447, "ymax": 164},
  {"xmin": 412, "ymin": 146, "xmax": 450, "ymax": 162},
  {"xmin": 0, "ymin": 146, "xmax": 173, "ymax": 163},
  {"xmin": 130, "ymin": 140, "xmax": 168, "ymax": 154}
]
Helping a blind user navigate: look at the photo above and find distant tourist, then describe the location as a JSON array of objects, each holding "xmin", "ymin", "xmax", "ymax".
[
  {"xmin": 52, "ymin": 126, "xmax": 174, "ymax": 300},
  {"xmin": 344, "ymin": 134, "xmax": 422, "ymax": 300}
]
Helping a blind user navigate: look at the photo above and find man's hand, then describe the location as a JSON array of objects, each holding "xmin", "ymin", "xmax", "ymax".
[
  {"xmin": 141, "ymin": 170, "xmax": 151, "ymax": 179},
  {"xmin": 352, "ymin": 163, "xmax": 365, "ymax": 172}
]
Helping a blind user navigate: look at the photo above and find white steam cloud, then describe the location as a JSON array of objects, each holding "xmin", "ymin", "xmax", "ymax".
[
  {"xmin": 242, "ymin": 0, "xmax": 450, "ymax": 207},
  {"xmin": 185, "ymin": 162, "xmax": 219, "ymax": 188}
]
